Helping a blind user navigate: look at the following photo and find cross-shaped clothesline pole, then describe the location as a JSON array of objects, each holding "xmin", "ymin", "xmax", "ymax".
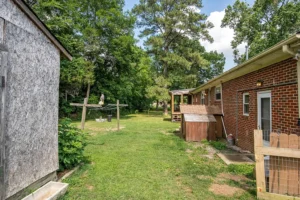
[{"xmin": 70, "ymin": 99, "xmax": 127, "ymax": 130}]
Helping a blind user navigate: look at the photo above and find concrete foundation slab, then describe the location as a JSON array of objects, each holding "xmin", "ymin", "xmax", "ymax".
[{"xmin": 217, "ymin": 153, "xmax": 254, "ymax": 165}]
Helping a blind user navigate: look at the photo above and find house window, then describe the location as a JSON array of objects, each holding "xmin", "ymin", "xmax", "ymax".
[
  {"xmin": 243, "ymin": 93, "xmax": 249, "ymax": 116},
  {"xmin": 201, "ymin": 92, "xmax": 205, "ymax": 105},
  {"xmin": 215, "ymin": 86, "xmax": 221, "ymax": 101}
]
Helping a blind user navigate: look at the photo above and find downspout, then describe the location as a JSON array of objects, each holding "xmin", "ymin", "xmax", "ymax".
[
  {"xmin": 220, "ymin": 83, "xmax": 228, "ymax": 138},
  {"xmin": 282, "ymin": 44, "xmax": 300, "ymax": 126},
  {"xmin": 221, "ymin": 83, "xmax": 224, "ymax": 114},
  {"xmin": 235, "ymin": 91, "xmax": 239, "ymax": 142}
]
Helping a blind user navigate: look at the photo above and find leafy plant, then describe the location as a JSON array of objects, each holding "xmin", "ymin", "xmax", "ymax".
[
  {"xmin": 209, "ymin": 141, "xmax": 227, "ymax": 150},
  {"xmin": 222, "ymin": 0, "xmax": 300, "ymax": 63},
  {"xmin": 58, "ymin": 118, "xmax": 88, "ymax": 171},
  {"xmin": 228, "ymin": 164, "xmax": 254, "ymax": 178}
]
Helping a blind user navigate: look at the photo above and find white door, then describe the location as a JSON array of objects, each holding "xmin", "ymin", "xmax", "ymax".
[{"xmin": 257, "ymin": 91, "xmax": 272, "ymax": 145}]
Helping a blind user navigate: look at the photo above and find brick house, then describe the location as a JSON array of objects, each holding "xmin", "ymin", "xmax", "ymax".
[{"xmin": 190, "ymin": 33, "xmax": 300, "ymax": 152}]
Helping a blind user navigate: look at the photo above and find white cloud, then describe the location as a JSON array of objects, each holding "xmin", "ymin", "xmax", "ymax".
[{"xmin": 201, "ymin": 10, "xmax": 245, "ymax": 71}]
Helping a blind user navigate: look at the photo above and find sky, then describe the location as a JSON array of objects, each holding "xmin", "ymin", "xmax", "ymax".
[{"xmin": 124, "ymin": 0, "xmax": 254, "ymax": 72}]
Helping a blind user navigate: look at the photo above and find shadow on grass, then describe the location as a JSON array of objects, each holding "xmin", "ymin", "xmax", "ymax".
[
  {"xmin": 87, "ymin": 141, "xmax": 105, "ymax": 146},
  {"xmin": 120, "ymin": 115, "xmax": 137, "ymax": 119},
  {"xmin": 163, "ymin": 118, "xmax": 172, "ymax": 122},
  {"xmin": 173, "ymin": 130, "xmax": 184, "ymax": 139},
  {"xmin": 227, "ymin": 179, "xmax": 257, "ymax": 197}
]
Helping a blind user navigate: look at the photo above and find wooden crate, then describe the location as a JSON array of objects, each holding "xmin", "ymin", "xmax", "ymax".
[{"xmin": 182, "ymin": 114, "xmax": 216, "ymax": 142}]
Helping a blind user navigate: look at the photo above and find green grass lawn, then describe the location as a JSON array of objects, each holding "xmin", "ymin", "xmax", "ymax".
[{"xmin": 60, "ymin": 112, "xmax": 256, "ymax": 200}]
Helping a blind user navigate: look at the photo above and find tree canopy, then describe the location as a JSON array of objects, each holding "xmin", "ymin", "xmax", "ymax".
[
  {"xmin": 133, "ymin": 0, "xmax": 225, "ymax": 114},
  {"xmin": 26, "ymin": 0, "xmax": 226, "ymax": 115},
  {"xmin": 222, "ymin": 0, "xmax": 300, "ymax": 63},
  {"xmin": 27, "ymin": 0, "xmax": 154, "ymax": 115}
]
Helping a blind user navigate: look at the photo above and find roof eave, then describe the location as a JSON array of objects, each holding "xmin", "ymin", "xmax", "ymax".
[{"xmin": 191, "ymin": 33, "xmax": 300, "ymax": 94}]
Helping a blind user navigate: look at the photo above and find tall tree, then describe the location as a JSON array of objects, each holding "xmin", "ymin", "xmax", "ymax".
[
  {"xmin": 222, "ymin": 0, "xmax": 300, "ymax": 63},
  {"xmin": 133, "ymin": 0, "xmax": 223, "ymax": 114},
  {"xmin": 28, "ymin": 0, "xmax": 153, "ymax": 116}
]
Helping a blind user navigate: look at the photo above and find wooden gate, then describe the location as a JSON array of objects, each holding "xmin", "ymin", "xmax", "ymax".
[
  {"xmin": 254, "ymin": 130, "xmax": 300, "ymax": 200},
  {"xmin": 0, "ymin": 46, "xmax": 8, "ymax": 200}
]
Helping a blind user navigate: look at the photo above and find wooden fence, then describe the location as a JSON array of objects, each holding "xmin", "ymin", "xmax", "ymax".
[{"xmin": 254, "ymin": 130, "xmax": 300, "ymax": 200}]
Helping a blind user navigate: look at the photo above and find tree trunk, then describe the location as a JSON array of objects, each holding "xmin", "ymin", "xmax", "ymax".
[
  {"xmin": 156, "ymin": 100, "xmax": 159, "ymax": 110},
  {"xmin": 163, "ymin": 100, "xmax": 168, "ymax": 115},
  {"xmin": 86, "ymin": 83, "xmax": 91, "ymax": 100},
  {"xmin": 163, "ymin": 47, "xmax": 169, "ymax": 115}
]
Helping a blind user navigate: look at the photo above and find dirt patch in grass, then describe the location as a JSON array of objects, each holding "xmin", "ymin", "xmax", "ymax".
[
  {"xmin": 197, "ymin": 175, "xmax": 212, "ymax": 181},
  {"xmin": 86, "ymin": 126, "xmax": 125, "ymax": 133},
  {"xmin": 86, "ymin": 127, "xmax": 106, "ymax": 132},
  {"xmin": 86, "ymin": 185, "xmax": 94, "ymax": 191},
  {"xmin": 185, "ymin": 149, "xmax": 193, "ymax": 153},
  {"xmin": 205, "ymin": 145, "xmax": 217, "ymax": 159},
  {"xmin": 217, "ymin": 173, "xmax": 249, "ymax": 182},
  {"xmin": 209, "ymin": 184, "xmax": 243, "ymax": 196},
  {"xmin": 160, "ymin": 130, "xmax": 172, "ymax": 135},
  {"xmin": 176, "ymin": 177, "xmax": 193, "ymax": 195},
  {"xmin": 80, "ymin": 170, "xmax": 89, "ymax": 178},
  {"xmin": 105, "ymin": 126, "xmax": 125, "ymax": 131}
]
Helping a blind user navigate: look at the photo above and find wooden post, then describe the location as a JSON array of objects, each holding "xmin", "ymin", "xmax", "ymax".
[
  {"xmin": 117, "ymin": 100, "xmax": 120, "ymax": 131},
  {"xmin": 81, "ymin": 98, "xmax": 88, "ymax": 130},
  {"xmin": 171, "ymin": 94, "xmax": 174, "ymax": 113},
  {"xmin": 279, "ymin": 134, "xmax": 288, "ymax": 195},
  {"xmin": 288, "ymin": 134, "xmax": 298, "ymax": 196},
  {"xmin": 254, "ymin": 130, "xmax": 266, "ymax": 194},
  {"xmin": 86, "ymin": 83, "xmax": 90, "ymax": 99},
  {"xmin": 181, "ymin": 94, "xmax": 183, "ymax": 104},
  {"xmin": 269, "ymin": 132, "xmax": 279, "ymax": 193}
]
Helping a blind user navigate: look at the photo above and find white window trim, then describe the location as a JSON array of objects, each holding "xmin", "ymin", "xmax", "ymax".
[
  {"xmin": 243, "ymin": 93, "xmax": 249, "ymax": 116},
  {"xmin": 215, "ymin": 85, "xmax": 222, "ymax": 101},
  {"xmin": 257, "ymin": 91, "xmax": 272, "ymax": 131}
]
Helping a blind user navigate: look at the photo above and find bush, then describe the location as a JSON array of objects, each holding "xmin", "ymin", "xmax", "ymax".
[
  {"xmin": 58, "ymin": 118, "xmax": 87, "ymax": 171},
  {"xmin": 228, "ymin": 164, "xmax": 254, "ymax": 178},
  {"xmin": 202, "ymin": 140, "xmax": 227, "ymax": 150}
]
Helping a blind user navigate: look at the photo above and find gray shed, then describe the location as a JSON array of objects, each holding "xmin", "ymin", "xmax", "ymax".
[
  {"xmin": 182, "ymin": 114, "xmax": 217, "ymax": 142},
  {"xmin": 0, "ymin": 0, "xmax": 71, "ymax": 199}
]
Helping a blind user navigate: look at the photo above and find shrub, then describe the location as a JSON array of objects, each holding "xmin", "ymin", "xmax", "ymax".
[
  {"xmin": 58, "ymin": 118, "xmax": 87, "ymax": 171},
  {"xmin": 209, "ymin": 141, "xmax": 227, "ymax": 150},
  {"xmin": 228, "ymin": 164, "xmax": 254, "ymax": 178}
]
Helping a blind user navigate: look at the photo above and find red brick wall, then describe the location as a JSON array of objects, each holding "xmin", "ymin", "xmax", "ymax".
[{"xmin": 222, "ymin": 58, "xmax": 299, "ymax": 152}]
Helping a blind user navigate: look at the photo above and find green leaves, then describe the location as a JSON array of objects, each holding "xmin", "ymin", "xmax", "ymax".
[
  {"xmin": 134, "ymin": 0, "xmax": 225, "ymax": 113},
  {"xmin": 222, "ymin": 0, "xmax": 300, "ymax": 63},
  {"xmin": 58, "ymin": 118, "xmax": 88, "ymax": 171},
  {"xmin": 28, "ymin": 0, "xmax": 225, "ymax": 114},
  {"xmin": 146, "ymin": 76, "xmax": 171, "ymax": 102}
]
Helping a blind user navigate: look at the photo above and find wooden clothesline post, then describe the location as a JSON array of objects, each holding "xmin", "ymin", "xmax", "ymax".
[
  {"xmin": 71, "ymin": 99, "xmax": 103, "ymax": 130},
  {"xmin": 80, "ymin": 98, "xmax": 88, "ymax": 130},
  {"xmin": 70, "ymin": 99, "xmax": 127, "ymax": 130},
  {"xmin": 117, "ymin": 100, "xmax": 120, "ymax": 131}
]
